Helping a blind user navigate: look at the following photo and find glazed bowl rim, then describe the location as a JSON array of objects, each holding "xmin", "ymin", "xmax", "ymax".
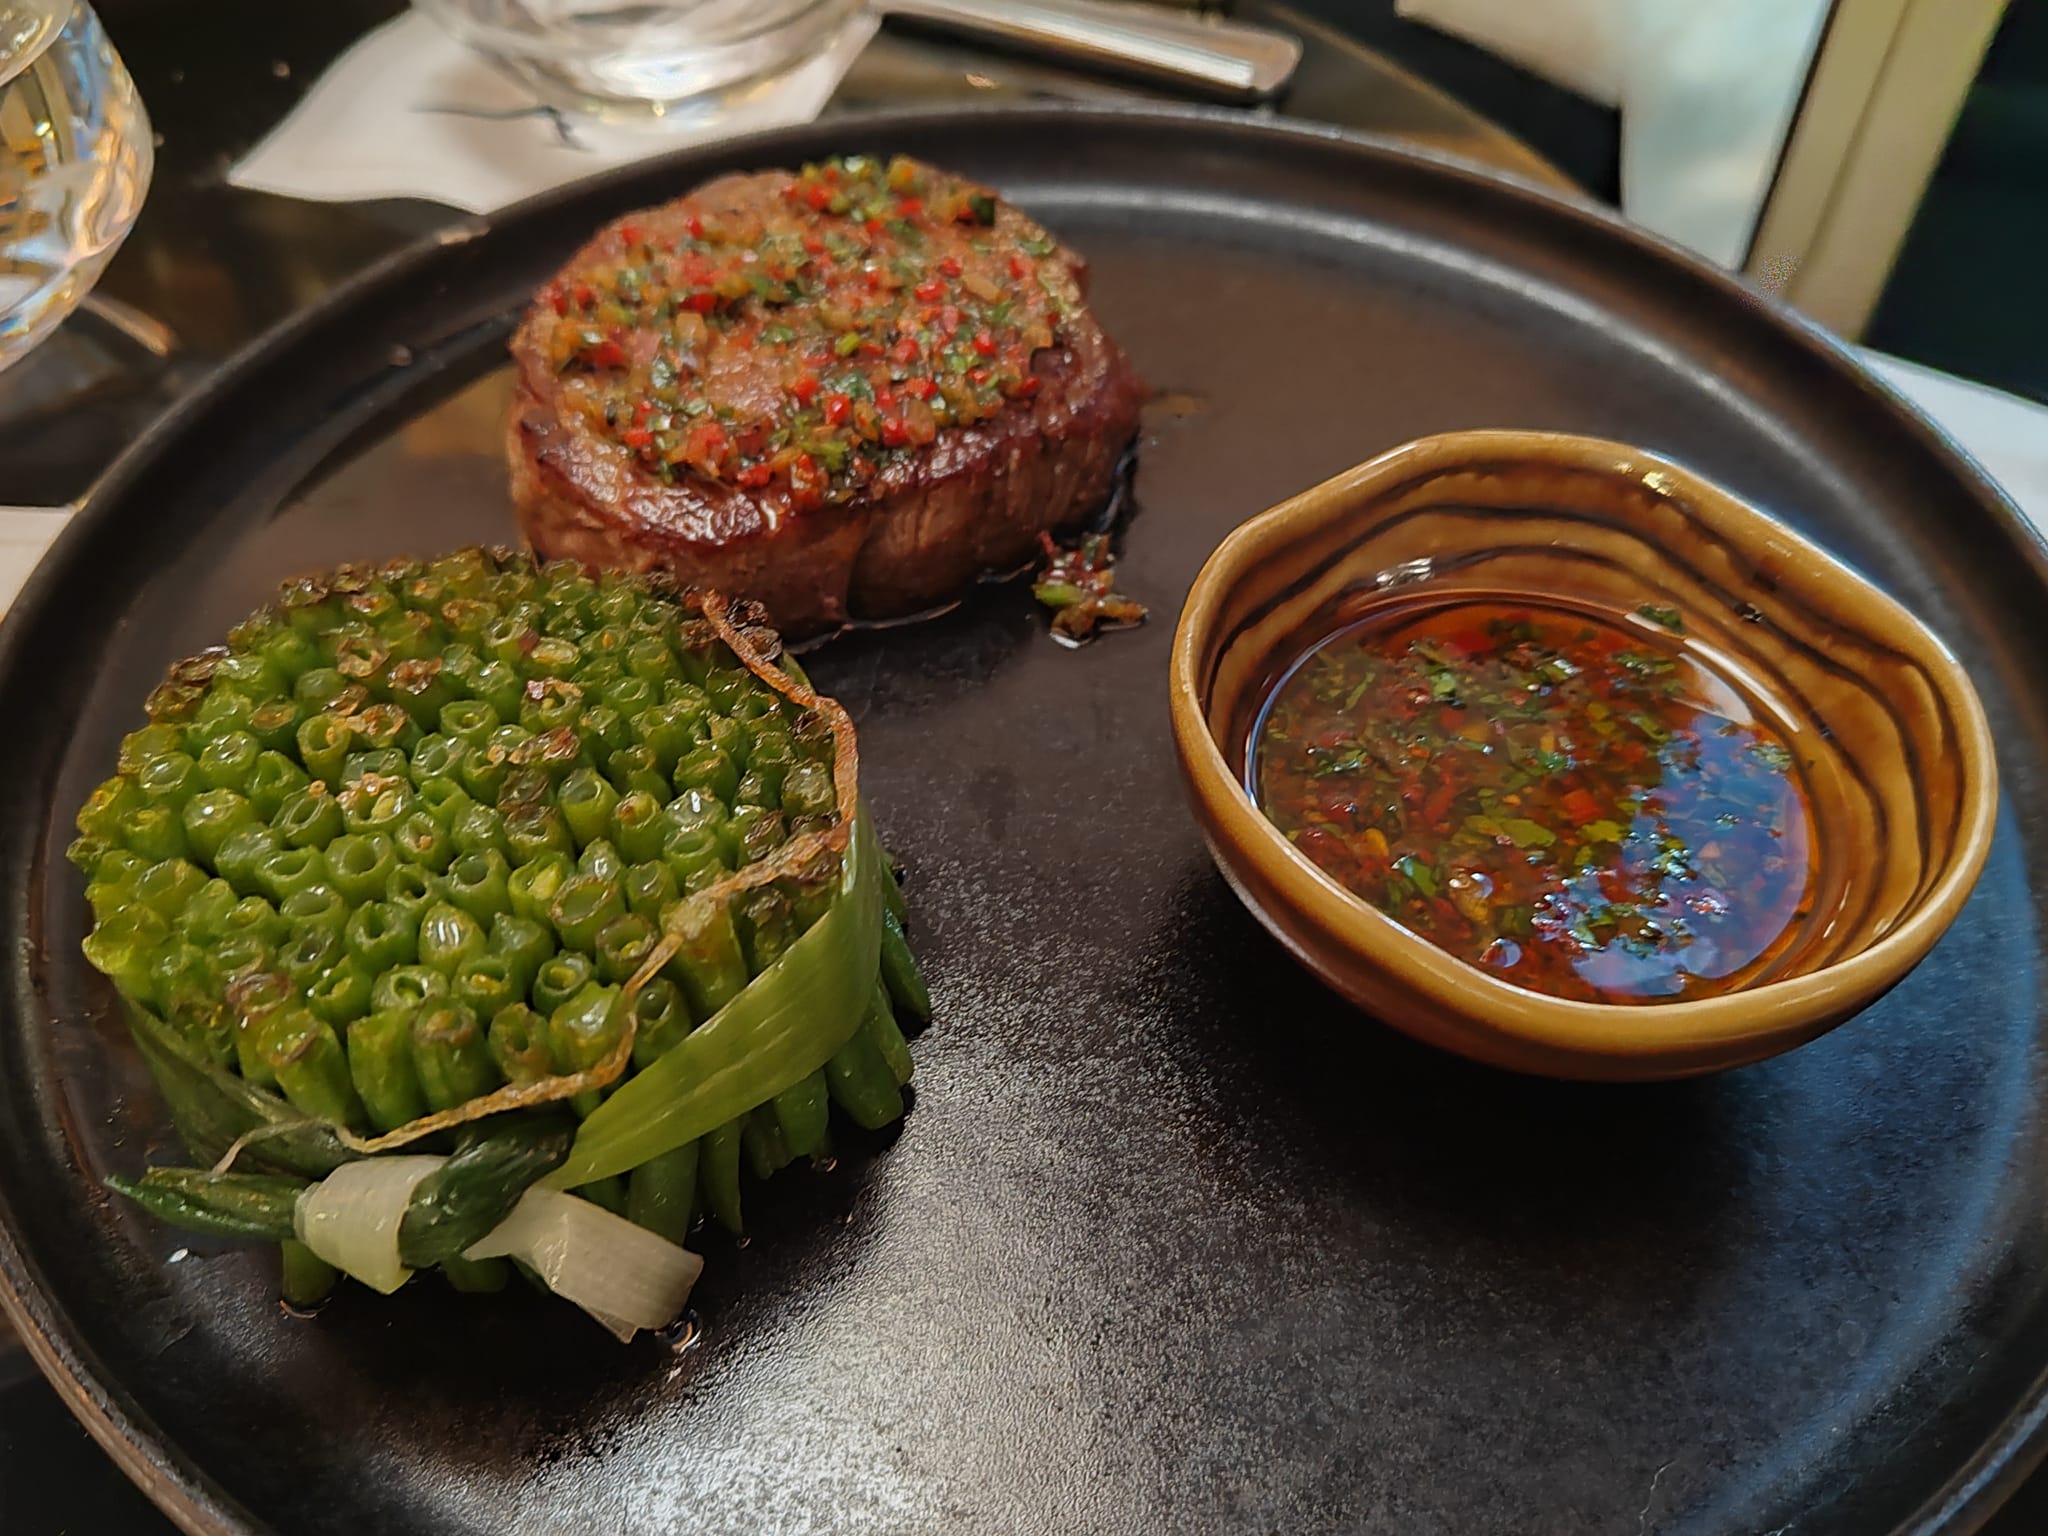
[{"xmin": 1167, "ymin": 428, "xmax": 2001, "ymax": 1061}]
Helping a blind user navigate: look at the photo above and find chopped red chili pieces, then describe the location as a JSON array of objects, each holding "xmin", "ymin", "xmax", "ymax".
[
  {"xmin": 1250, "ymin": 598, "xmax": 1816, "ymax": 1004},
  {"xmin": 1032, "ymin": 532, "xmax": 1147, "ymax": 646},
  {"xmin": 540, "ymin": 154, "xmax": 1067, "ymax": 508}
]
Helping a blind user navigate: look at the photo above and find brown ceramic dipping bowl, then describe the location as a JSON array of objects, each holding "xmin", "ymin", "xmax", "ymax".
[{"xmin": 1169, "ymin": 430, "xmax": 2000, "ymax": 1080}]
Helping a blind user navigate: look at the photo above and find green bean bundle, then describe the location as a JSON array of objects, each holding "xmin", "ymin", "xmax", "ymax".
[{"xmin": 77, "ymin": 549, "xmax": 931, "ymax": 1337}]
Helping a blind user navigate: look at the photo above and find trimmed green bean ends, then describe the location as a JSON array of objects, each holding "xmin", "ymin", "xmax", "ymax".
[{"xmin": 76, "ymin": 549, "xmax": 928, "ymax": 1337}]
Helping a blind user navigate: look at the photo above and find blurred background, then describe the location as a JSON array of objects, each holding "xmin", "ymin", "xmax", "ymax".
[{"xmin": 1348, "ymin": 0, "xmax": 2045, "ymax": 406}]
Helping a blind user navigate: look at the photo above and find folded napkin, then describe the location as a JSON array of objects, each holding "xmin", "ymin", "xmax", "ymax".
[
  {"xmin": 229, "ymin": 10, "xmax": 877, "ymax": 216},
  {"xmin": 0, "ymin": 507, "xmax": 72, "ymax": 612}
]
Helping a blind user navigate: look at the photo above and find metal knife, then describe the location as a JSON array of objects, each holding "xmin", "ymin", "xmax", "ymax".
[{"xmin": 873, "ymin": 0, "xmax": 1302, "ymax": 101}]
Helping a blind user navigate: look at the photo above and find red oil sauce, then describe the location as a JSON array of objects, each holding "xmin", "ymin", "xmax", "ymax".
[{"xmin": 1248, "ymin": 596, "xmax": 1817, "ymax": 1004}]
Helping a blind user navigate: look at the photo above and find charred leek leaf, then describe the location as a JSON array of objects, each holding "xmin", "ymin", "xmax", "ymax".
[
  {"xmin": 126, "ymin": 999, "xmax": 356, "ymax": 1180},
  {"xmin": 104, "ymin": 1167, "xmax": 304, "ymax": 1242}
]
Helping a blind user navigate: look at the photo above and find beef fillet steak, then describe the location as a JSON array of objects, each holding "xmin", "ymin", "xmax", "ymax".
[{"xmin": 508, "ymin": 155, "xmax": 1145, "ymax": 636}]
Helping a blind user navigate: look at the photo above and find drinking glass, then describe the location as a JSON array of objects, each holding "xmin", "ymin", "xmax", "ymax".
[
  {"xmin": 413, "ymin": 0, "xmax": 862, "ymax": 121},
  {"xmin": 0, "ymin": 0, "xmax": 151, "ymax": 373}
]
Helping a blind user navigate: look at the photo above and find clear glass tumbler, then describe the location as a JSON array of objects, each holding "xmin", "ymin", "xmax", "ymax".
[
  {"xmin": 414, "ymin": 0, "xmax": 862, "ymax": 122},
  {"xmin": 0, "ymin": 0, "xmax": 151, "ymax": 373}
]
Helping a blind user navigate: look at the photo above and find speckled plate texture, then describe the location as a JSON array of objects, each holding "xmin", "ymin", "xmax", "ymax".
[{"xmin": 3, "ymin": 108, "xmax": 2048, "ymax": 1536}]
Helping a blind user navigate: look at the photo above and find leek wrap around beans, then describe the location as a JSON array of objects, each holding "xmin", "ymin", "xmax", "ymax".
[{"xmin": 74, "ymin": 549, "xmax": 928, "ymax": 1333}]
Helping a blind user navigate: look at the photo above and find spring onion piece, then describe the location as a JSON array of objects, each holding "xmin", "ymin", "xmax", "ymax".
[
  {"xmin": 465, "ymin": 1184, "xmax": 703, "ymax": 1341},
  {"xmin": 294, "ymin": 1155, "xmax": 443, "ymax": 1294}
]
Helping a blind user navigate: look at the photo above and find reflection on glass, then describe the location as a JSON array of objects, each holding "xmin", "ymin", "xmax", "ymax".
[
  {"xmin": 0, "ymin": 0, "xmax": 151, "ymax": 372},
  {"xmin": 413, "ymin": 0, "xmax": 861, "ymax": 121}
]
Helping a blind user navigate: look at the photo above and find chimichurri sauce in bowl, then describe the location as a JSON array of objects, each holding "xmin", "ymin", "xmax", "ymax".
[{"xmin": 1248, "ymin": 596, "xmax": 1817, "ymax": 1004}]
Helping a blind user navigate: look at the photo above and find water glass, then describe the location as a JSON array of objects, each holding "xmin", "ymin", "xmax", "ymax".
[
  {"xmin": 0, "ymin": 0, "xmax": 151, "ymax": 373},
  {"xmin": 414, "ymin": 0, "xmax": 862, "ymax": 122}
]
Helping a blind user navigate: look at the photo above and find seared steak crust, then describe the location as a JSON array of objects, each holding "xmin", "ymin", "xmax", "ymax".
[{"xmin": 508, "ymin": 157, "xmax": 1144, "ymax": 635}]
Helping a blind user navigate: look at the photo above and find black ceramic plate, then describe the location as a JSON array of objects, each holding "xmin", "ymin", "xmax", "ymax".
[{"xmin": 4, "ymin": 108, "xmax": 2048, "ymax": 1536}]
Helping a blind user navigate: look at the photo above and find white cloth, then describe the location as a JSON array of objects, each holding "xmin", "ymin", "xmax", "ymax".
[
  {"xmin": 228, "ymin": 10, "xmax": 877, "ymax": 216},
  {"xmin": 4, "ymin": 356, "xmax": 2044, "ymax": 613},
  {"xmin": 1396, "ymin": 0, "xmax": 1834, "ymax": 268},
  {"xmin": 1863, "ymin": 354, "xmax": 2048, "ymax": 530},
  {"xmin": 0, "ymin": 508, "xmax": 68, "ymax": 608}
]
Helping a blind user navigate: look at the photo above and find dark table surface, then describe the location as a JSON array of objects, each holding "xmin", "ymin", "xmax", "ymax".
[{"xmin": 2, "ymin": 5, "xmax": 2044, "ymax": 1533}]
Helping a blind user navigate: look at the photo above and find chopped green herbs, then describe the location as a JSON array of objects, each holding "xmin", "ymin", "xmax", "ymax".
[
  {"xmin": 537, "ymin": 155, "xmax": 1064, "ymax": 512},
  {"xmin": 1032, "ymin": 533, "xmax": 1146, "ymax": 646},
  {"xmin": 1498, "ymin": 818, "xmax": 1557, "ymax": 850},
  {"xmin": 1393, "ymin": 854, "xmax": 1439, "ymax": 896},
  {"xmin": 1251, "ymin": 598, "xmax": 1815, "ymax": 1003},
  {"xmin": 1749, "ymin": 740, "xmax": 1795, "ymax": 771}
]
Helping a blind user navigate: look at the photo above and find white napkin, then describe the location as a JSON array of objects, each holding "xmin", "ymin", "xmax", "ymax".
[
  {"xmin": 228, "ymin": 10, "xmax": 878, "ymax": 216},
  {"xmin": 0, "ymin": 507, "xmax": 72, "ymax": 610}
]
